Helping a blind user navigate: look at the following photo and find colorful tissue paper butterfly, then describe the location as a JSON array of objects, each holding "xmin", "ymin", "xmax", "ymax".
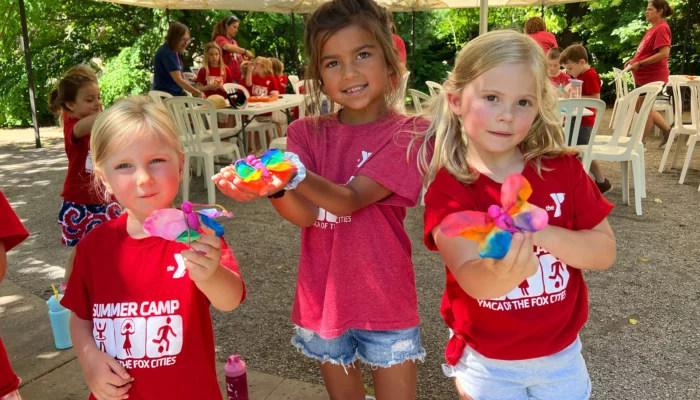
[
  {"xmin": 143, "ymin": 202, "xmax": 232, "ymax": 245},
  {"xmin": 440, "ymin": 174, "xmax": 549, "ymax": 260},
  {"xmin": 227, "ymin": 149, "xmax": 296, "ymax": 191}
]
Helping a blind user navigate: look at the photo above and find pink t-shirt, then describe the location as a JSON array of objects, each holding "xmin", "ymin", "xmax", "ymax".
[{"xmin": 286, "ymin": 111, "xmax": 428, "ymax": 338}]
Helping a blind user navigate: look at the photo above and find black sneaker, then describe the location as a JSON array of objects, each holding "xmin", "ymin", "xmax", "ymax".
[{"xmin": 596, "ymin": 179, "xmax": 613, "ymax": 195}]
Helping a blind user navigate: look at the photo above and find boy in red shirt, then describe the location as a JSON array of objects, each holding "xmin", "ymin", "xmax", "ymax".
[
  {"xmin": 561, "ymin": 44, "xmax": 613, "ymax": 195},
  {"xmin": 546, "ymin": 47, "xmax": 570, "ymax": 90},
  {"xmin": 0, "ymin": 191, "xmax": 29, "ymax": 400}
]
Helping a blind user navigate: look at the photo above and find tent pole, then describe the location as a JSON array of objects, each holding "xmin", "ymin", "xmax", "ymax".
[
  {"xmin": 291, "ymin": 12, "xmax": 299, "ymax": 76},
  {"xmin": 412, "ymin": 10, "xmax": 416, "ymax": 88},
  {"xmin": 19, "ymin": 0, "xmax": 40, "ymax": 148},
  {"xmin": 166, "ymin": 7, "xmax": 170, "ymax": 24},
  {"xmin": 479, "ymin": 0, "xmax": 488, "ymax": 35},
  {"xmin": 541, "ymin": 5, "xmax": 545, "ymax": 18}
]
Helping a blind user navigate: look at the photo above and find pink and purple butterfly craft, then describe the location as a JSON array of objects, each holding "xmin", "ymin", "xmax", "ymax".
[
  {"xmin": 143, "ymin": 202, "xmax": 232, "ymax": 246},
  {"xmin": 440, "ymin": 174, "xmax": 549, "ymax": 260}
]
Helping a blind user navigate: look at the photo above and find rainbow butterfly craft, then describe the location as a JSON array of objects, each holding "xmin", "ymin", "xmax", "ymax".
[
  {"xmin": 143, "ymin": 202, "xmax": 232, "ymax": 245},
  {"xmin": 232, "ymin": 149, "xmax": 296, "ymax": 183},
  {"xmin": 440, "ymin": 174, "xmax": 549, "ymax": 260}
]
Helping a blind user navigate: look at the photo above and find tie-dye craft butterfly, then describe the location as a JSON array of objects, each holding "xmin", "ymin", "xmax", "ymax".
[
  {"xmin": 226, "ymin": 149, "xmax": 297, "ymax": 191},
  {"xmin": 440, "ymin": 174, "xmax": 549, "ymax": 259},
  {"xmin": 143, "ymin": 202, "xmax": 232, "ymax": 245}
]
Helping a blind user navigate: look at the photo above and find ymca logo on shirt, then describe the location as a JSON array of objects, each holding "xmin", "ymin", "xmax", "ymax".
[
  {"xmin": 314, "ymin": 208, "xmax": 351, "ymax": 230},
  {"xmin": 546, "ymin": 193, "xmax": 565, "ymax": 217},
  {"xmin": 91, "ymin": 300, "xmax": 183, "ymax": 370},
  {"xmin": 477, "ymin": 246, "xmax": 570, "ymax": 311}
]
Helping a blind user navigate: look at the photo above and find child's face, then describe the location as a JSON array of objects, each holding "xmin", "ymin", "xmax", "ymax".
[
  {"xmin": 446, "ymin": 63, "xmax": 539, "ymax": 157},
  {"xmin": 208, "ymin": 48, "xmax": 220, "ymax": 65},
  {"xmin": 66, "ymin": 82, "xmax": 102, "ymax": 119},
  {"xmin": 318, "ymin": 24, "xmax": 389, "ymax": 113},
  {"xmin": 254, "ymin": 61, "xmax": 264, "ymax": 75},
  {"xmin": 547, "ymin": 59, "xmax": 562, "ymax": 77},
  {"xmin": 98, "ymin": 134, "xmax": 182, "ymax": 222},
  {"xmin": 563, "ymin": 60, "xmax": 586, "ymax": 78}
]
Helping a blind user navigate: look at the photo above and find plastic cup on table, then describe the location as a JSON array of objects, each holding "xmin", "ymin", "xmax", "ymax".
[{"xmin": 569, "ymin": 79, "xmax": 583, "ymax": 99}]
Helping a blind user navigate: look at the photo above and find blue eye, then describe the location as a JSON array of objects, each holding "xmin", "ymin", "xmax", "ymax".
[{"xmin": 357, "ymin": 52, "xmax": 370, "ymax": 59}]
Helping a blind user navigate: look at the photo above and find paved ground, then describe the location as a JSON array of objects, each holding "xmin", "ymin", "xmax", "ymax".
[{"xmin": 1, "ymin": 109, "xmax": 699, "ymax": 399}]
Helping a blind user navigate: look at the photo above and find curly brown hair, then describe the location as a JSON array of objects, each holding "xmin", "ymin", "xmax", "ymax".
[{"xmin": 524, "ymin": 17, "xmax": 547, "ymax": 34}]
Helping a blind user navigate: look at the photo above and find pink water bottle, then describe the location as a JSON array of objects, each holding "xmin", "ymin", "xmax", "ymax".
[{"xmin": 225, "ymin": 354, "xmax": 249, "ymax": 400}]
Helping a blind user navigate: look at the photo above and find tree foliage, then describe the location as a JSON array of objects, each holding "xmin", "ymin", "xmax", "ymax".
[{"xmin": 0, "ymin": 0, "xmax": 697, "ymax": 127}]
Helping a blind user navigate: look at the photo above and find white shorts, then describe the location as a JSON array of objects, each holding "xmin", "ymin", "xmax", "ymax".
[{"xmin": 443, "ymin": 336, "xmax": 591, "ymax": 400}]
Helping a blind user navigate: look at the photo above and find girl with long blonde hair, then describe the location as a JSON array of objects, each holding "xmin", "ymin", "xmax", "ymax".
[
  {"xmin": 197, "ymin": 42, "xmax": 233, "ymax": 98},
  {"xmin": 420, "ymin": 30, "xmax": 616, "ymax": 400}
]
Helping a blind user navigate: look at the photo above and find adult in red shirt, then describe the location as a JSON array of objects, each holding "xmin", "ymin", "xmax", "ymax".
[
  {"xmin": 625, "ymin": 0, "xmax": 673, "ymax": 146},
  {"xmin": 0, "ymin": 191, "xmax": 29, "ymax": 400},
  {"xmin": 212, "ymin": 15, "xmax": 253, "ymax": 84},
  {"xmin": 524, "ymin": 17, "xmax": 558, "ymax": 54},
  {"xmin": 388, "ymin": 14, "xmax": 407, "ymax": 65}
]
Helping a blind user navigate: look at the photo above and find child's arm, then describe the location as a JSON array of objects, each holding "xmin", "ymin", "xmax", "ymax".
[
  {"xmin": 245, "ymin": 68, "xmax": 253, "ymax": 88},
  {"xmin": 180, "ymin": 235, "xmax": 244, "ymax": 311},
  {"xmin": 73, "ymin": 113, "xmax": 100, "ymax": 139},
  {"xmin": 432, "ymin": 228, "xmax": 540, "ymax": 300},
  {"xmin": 533, "ymin": 220, "xmax": 615, "ymax": 270},
  {"xmin": 295, "ymin": 172, "xmax": 392, "ymax": 216},
  {"xmin": 71, "ymin": 314, "xmax": 133, "ymax": 399},
  {"xmin": 0, "ymin": 241, "xmax": 6, "ymax": 283}
]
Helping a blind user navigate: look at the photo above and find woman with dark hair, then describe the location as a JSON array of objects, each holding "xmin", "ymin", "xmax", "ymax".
[
  {"xmin": 212, "ymin": 15, "xmax": 253, "ymax": 84},
  {"xmin": 152, "ymin": 22, "xmax": 204, "ymax": 97},
  {"xmin": 524, "ymin": 17, "xmax": 558, "ymax": 54},
  {"xmin": 625, "ymin": 0, "xmax": 674, "ymax": 146},
  {"xmin": 387, "ymin": 12, "xmax": 406, "ymax": 66}
]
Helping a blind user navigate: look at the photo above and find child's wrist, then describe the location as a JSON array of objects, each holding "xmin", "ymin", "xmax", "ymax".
[{"xmin": 283, "ymin": 152, "xmax": 306, "ymax": 190}]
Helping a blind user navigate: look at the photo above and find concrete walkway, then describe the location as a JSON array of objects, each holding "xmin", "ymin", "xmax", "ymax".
[{"xmin": 0, "ymin": 280, "xmax": 329, "ymax": 400}]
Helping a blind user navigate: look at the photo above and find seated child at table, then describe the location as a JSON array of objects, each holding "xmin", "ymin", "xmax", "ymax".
[
  {"xmin": 197, "ymin": 42, "xmax": 233, "ymax": 98},
  {"xmin": 547, "ymin": 47, "xmax": 570, "ymax": 92}
]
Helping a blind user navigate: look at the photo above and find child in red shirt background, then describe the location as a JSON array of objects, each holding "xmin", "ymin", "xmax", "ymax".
[
  {"xmin": 561, "ymin": 44, "xmax": 613, "ymax": 195},
  {"xmin": 417, "ymin": 30, "xmax": 616, "ymax": 400},
  {"xmin": 61, "ymin": 97, "xmax": 245, "ymax": 400},
  {"xmin": 270, "ymin": 58, "xmax": 288, "ymax": 94},
  {"xmin": 546, "ymin": 47, "xmax": 570, "ymax": 90},
  {"xmin": 48, "ymin": 66, "xmax": 122, "ymax": 291},
  {"xmin": 0, "ymin": 191, "xmax": 29, "ymax": 400},
  {"xmin": 197, "ymin": 42, "xmax": 233, "ymax": 98}
]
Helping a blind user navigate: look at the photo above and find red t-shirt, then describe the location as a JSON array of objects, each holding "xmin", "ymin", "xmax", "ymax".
[
  {"xmin": 214, "ymin": 35, "xmax": 242, "ymax": 83},
  {"xmin": 393, "ymin": 34, "xmax": 407, "ymax": 64},
  {"xmin": 61, "ymin": 114, "xmax": 106, "ymax": 205},
  {"xmin": 423, "ymin": 155, "xmax": 613, "ymax": 364},
  {"xmin": 528, "ymin": 31, "xmax": 558, "ymax": 54},
  {"xmin": 197, "ymin": 65, "xmax": 234, "ymax": 98},
  {"xmin": 277, "ymin": 74, "xmax": 289, "ymax": 94},
  {"xmin": 61, "ymin": 213, "xmax": 245, "ymax": 400},
  {"xmin": 577, "ymin": 67, "xmax": 601, "ymax": 127},
  {"xmin": 549, "ymin": 71, "xmax": 570, "ymax": 88},
  {"xmin": 0, "ymin": 191, "xmax": 29, "ymax": 397},
  {"xmin": 631, "ymin": 20, "xmax": 672, "ymax": 86},
  {"xmin": 250, "ymin": 74, "xmax": 280, "ymax": 97},
  {"xmin": 287, "ymin": 112, "xmax": 428, "ymax": 338}
]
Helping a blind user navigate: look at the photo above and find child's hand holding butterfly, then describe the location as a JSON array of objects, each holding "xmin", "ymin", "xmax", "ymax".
[
  {"xmin": 213, "ymin": 166, "xmax": 292, "ymax": 200},
  {"xmin": 180, "ymin": 234, "xmax": 222, "ymax": 282}
]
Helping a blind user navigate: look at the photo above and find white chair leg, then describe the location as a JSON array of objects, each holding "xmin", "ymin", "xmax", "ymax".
[
  {"xmin": 671, "ymin": 134, "xmax": 685, "ymax": 169},
  {"xmin": 637, "ymin": 143, "xmax": 647, "ymax": 198},
  {"xmin": 658, "ymin": 131, "xmax": 677, "ymax": 173},
  {"xmin": 204, "ymin": 155, "xmax": 216, "ymax": 205},
  {"xmin": 196, "ymin": 158, "xmax": 203, "ymax": 177},
  {"xmin": 620, "ymin": 161, "xmax": 629, "ymax": 205},
  {"xmin": 679, "ymin": 137, "xmax": 697, "ymax": 184},
  {"xmin": 182, "ymin": 156, "xmax": 191, "ymax": 202},
  {"xmin": 631, "ymin": 156, "xmax": 643, "ymax": 216}
]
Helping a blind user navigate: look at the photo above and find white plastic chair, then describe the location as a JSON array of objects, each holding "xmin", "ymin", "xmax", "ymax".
[
  {"xmin": 678, "ymin": 80, "xmax": 700, "ymax": 190},
  {"xmin": 659, "ymin": 75, "xmax": 699, "ymax": 173},
  {"xmin": 222, "ymin": 83, "xmax": 277, "ymax": 152},
  {"xmin": 426, "ymin": 81, "xmax": 442, "ymax": 98},
  {"xmin": 609, "ymin": 67, "xmax": 631, "ymax": 128},
  {"xmin": 580, "ymin": 85, "xmax": 660, "ymax": 215},
  {"xmin": 652, "ymin": 87, "xmax": 673, "ymax": 137},
  {"xmin": 395, "ymin": 71, "xmax": 411, "ymax": 114},
  {"xmin": 289, "ymin": 75, "xmax": 299, "ymax": 89},
  {"xmin": 164, "ymin": 97, "xmax": 242, "ymax": 204},
  {"xmin": 557, "ymin": 98, "xmax": 607, "ymax": 148},
  {"xmin": 409, "ymin": 89, "xmax": 431, "ymax": 114},
  {"xmin": 148, "ymin": 90, "xmax": 173, "ymax": 106}
]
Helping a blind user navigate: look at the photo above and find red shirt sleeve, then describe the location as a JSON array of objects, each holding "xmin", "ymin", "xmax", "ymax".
[
  {"xmin": 224, "ymin": 66, "xmax": 234, "ymax": 84},
  {"xmin": 215, "ymin": 36, "xmax": 232, "ymax": 63},
  {"xmin": 652, "ymin": 24, "xmax": 672, "ymax": 51},
  {"xmin": 423, "ymin": 169, "xmax": 478, "ymax": 251},
  {"xmin": 0, "ymin": 191, "xmax": 29, "ymax": 252},
  {"xmin": 196, "ymin": 68, "xmax": 207, "ymax": 86},
  {"xmin": 63, "ymin": 114, "xmax": 80, "ymax": 144},
  {"xmin": 565, "ymin": 156, "xmax": 614, "ymax": 230},
  {"xmin": 219, "ymin": 238, "xmax": 246, "ymax": 303},
  {"xmin": 286, "ymin": 120, "xmax": 316, "ymax": 173},
  {"xmin": 60, "ymin": 242, "xmax": 93, "ymax": 320}
]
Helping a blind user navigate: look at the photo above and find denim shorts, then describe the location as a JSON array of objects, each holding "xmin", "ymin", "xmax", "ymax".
[
  {"xmin": 444, "ymin": 336, "xmax": 591, "ymax": 400},
  {"xmin": 567, "ymin": 117, "xmax": 593, "ymax": 146},
  {"xmin": 291, "ymin": 326, "xmax": 425, "ymax": 368}
]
